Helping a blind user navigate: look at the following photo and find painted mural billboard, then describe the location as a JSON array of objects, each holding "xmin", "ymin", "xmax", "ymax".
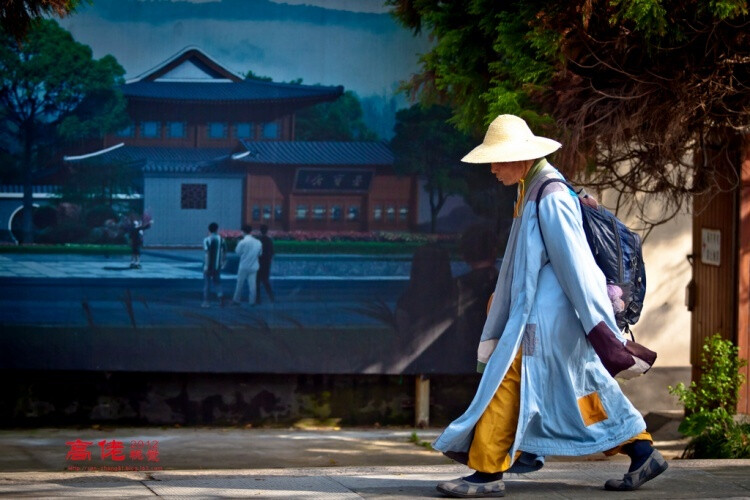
[{"xmin": 0, "ymin": 0, "xmax": 511, "ymax": 376}]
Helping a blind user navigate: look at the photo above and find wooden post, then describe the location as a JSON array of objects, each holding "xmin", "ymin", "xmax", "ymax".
[
  {"xmin": 691, "ymin": 146, "xmax": 737, "ymax": 386},
  {"xmin": 415, "ymin": 374, "xmax": 430, "ymax": 428},
  {"xmin": 738, "ymin": 134, "xmax": 750, "ymax": 415}
]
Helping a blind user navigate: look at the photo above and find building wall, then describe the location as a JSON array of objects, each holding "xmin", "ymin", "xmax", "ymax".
[
  {"xmin": 103, "ymin": 101, "xmax": 292, "ymax": 149},
  {"xmin": 288, "ymin": 193, "xmax": 369, "ymax": 232},
  {"xmin": 244, "ymin": 168, "xmax": 415, "ymax": 232},
  {"xmin": 0, "ymin": 196, "xmax": 56, "ymax": 242},
  {"xmin": 599, "ymin": 190, "xmax": 692, "ymax": 367},
  {"xmin": 245, "ymin": 173, "xmax": 286, "ymax": 230},
  {"xmin": 144, "ymin": 176, "xmax": 243, "ymax": 246},
  {"xmin": 367, "ymin": 174, "xmax": 414, "ymax": 232},
  {"xmin": 0, "ymin": 199, "xmax": 27, "ymax": 233},
  {"xmin": 1, "ymin": 367, "xmax": 688, "ymax": 427}
]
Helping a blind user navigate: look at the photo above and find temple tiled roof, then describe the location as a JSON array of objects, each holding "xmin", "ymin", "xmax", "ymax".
[
  {"xmin": 63, "ymin": 144, "xmax": 237, "ymax": 174},
  {"xmin": 235, "ymin": 140, "xmax": 393, "ymax": 166},
  {"xmin": 62, "ymin": 140, "xmax": 394, "ymax": 173},
  {"xmin": 122, "ymin": 46, "xmax": 343, "ymax": 104},
  {"xmin": 122, "ymin": 80, "xmax": 343, "ymax": 103},
  {"xmin": 0, "ymin": 185, "xmax": 59, "ymax": 194}
]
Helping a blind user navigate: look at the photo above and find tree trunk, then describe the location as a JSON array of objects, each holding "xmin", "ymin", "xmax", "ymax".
[
  {"xmin": 429, "ymin": 188, "xmax": 438, "ymax": 234},
  {"xmin": 428, "ymin": 186, "xmax": 446, "ymax": 234}
]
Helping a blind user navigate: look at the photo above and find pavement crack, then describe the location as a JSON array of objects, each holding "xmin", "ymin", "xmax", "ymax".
[
  {"xmin": 325, "ymin": 475, "xmax": 365, "ymax": 498},
  {"xmin": 140, "ymin": 478, "xmax": 161, "ymax": 496}
]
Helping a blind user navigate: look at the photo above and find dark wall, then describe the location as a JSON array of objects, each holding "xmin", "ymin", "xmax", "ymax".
[{"xmin": 1, "ymin": 371, "xmax": 481, "ymax": 428}]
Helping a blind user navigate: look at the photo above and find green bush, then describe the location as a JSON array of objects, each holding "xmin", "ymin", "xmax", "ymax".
[
  {"xmin": 32, "ymin": 205, "xmax": 57, "ymax": 229},
  {"xmin": 35, "ymin": 221, "xmax": 89, "ymax": 244},
  {"xmin": 84, "ymin": 205, "xmax": 117, "ymax": 228},
  {"xmin": 224, "ymin": 236, "xmax": 239, "ymax": 253},
  {"xmin": 669, "ymin": 333, "xmax": 750, "ymax": 458},
  {"xmin": 86, "ymin": 225, "xmax": 125, "ymax": 245}
]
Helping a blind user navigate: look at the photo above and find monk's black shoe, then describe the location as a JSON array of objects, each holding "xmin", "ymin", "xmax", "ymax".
[
  {"xmin": 437, "ymin": 471, "xmax": 505, "ymax": 498},
  {"xmin": 604, "ymin": 448, "xmax": 668, "ymax": 491}
]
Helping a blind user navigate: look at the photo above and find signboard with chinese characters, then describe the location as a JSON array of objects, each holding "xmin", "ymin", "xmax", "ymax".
[
  {"xmin": 293, "ymin": 168, "xmax": 374, "ymax": 193},
  {"xmin": 701, "ymin": 228, "xmax": 721, "ymax": 266}
]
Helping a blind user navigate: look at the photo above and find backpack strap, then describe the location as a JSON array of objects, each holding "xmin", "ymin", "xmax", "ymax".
[
  {"xmin": 535, "ymin": 179, "xmax": 636, "ymax": 341},
  {"xmin": 534, "ymin": 178, "xmax": 576, "ymax": 250}
]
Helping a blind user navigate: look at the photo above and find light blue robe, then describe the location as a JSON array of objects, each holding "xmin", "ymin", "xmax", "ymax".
[{"xmin": 432, "ymin": 164, "xmax": 646, "ymax": 469}]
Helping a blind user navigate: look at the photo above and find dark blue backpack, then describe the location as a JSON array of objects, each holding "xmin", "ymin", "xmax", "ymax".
[{"xmin": 535, "ymin": 178, "xmax": 646, "ymax": 333}]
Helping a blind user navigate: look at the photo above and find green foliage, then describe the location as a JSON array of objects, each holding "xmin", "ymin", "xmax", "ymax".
[
  {"xmin": 389, "ymin": 0, "xmax": 750, "ymax": 221},
  {"xmin": 84, "ymin": 205, "xmax": 117, "ymax": 228},
  {"xmin": 241, "ymin": 73, "xmax": 376, "ymax": 140},
  {"xmin": 680, "ymin": 420, "xmax": 750, "ymax": 459},
  {"xmin": 490, "ymin": 9, "xmax": 556, "ymax": 87},
  {"xmin": 56, "ymin": 62, "xmax": 128, "ymax": 139},
  {"xmin": 408, "ymin": 431, "xmax": 434, "ymax": 450},
  {"xmin": 669, "ymin": 334, "xmax": 750, "ymax": 458},
  {"xmin": 0, "ymin": 19, "xmax": 128, "ymax": 243},
  {"xmin": 708, "ymin": 0, "xmax": 749, "ymax": 18},
  {"xmin": 244, "ymin": 70, "xmax": 273, "ymax": 82},
  {"xmin": 388, "ymin": 1, "xmax": 558, "ymax": 136},
  {"xmin": 59, "ymin": 158, "xmax": 140, "ymax": 211},
  {"xmin": 610, "ymin": 0, "xmax": 668, "ymax": 37},
  {"xmin": 242, "ymin": 73, "xmax": 375, "ymax": 140},
  {"xmin": 0, "ymin": 20, "xmax": 127, "ymax": 138},
  {"xmin": 295, "ymin": 90, "xmax": 378, "ymax": 141},
  {"xmin": 32, "ymin": 205, "xmax": 57, "ymax": 229},
  {"xmin": 35, "ymin": 220, "xmax": 88, "ymax": 244},
  {"xmin": 390, "ymin": 104, "xmax": 472, "ymax": 232}
]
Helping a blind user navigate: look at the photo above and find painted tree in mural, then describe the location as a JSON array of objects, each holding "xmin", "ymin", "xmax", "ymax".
[
  {"xmin": 388, "ymin": 0, "xmax": 750, "ymax": 228},
  {"xmin": 0, "ymin": 0, "xmax": 80, "ymax": 41},
  {"xmin": 295, "ymin": 90, "xmax": 378, "ymax": 141},
  {"xmin": 244, "ymin": 69, "xmax": 378, "ymax": 142},
  {"xmin": 0, "ymin": 19, "xmax": 128, "ymax": 243},
  {"xmin": 390, "ymin": 104, "xmax": 472, "ymax": 233}
]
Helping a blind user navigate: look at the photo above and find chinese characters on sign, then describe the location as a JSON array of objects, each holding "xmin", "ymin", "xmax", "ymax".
[
  {"xmin": 701, "ymin": 228, "xmax": 721, "ymax": 267},
  {"xmin": 293, "ymin": 168, "xmax": 373, "ymax": 192},
  {"xmin": 65, "ymin": 438, "xmax": 162, "ymax": 471}
]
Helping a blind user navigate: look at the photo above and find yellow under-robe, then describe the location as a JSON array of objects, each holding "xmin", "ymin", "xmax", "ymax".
[{"xmin": 467, "ymin": 347, "xmax": 652, "ymax": 472}]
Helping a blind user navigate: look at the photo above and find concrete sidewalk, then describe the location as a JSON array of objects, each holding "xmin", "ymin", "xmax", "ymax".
[
  {"xmin": 0, "ymin": 416, "xmax": 690, "ymax": 472},
  {"xmin": 3, "ymin": 423, "xmax": 744, "ymax": 499},
  {"xmin": 2, "ymin": 461, "xmax": 750, "ymax": 498}
]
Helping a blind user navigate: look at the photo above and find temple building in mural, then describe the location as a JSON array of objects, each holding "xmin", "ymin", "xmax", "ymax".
[{"xmin": 3, "ymin": 47, "xmax": 417, "ymax": 246}]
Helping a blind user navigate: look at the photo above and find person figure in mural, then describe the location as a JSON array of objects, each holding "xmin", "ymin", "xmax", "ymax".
[
  {"xmin": 394, "ymin": 245, "xmax": 458, "ymax": 368},
  {"xmin": 202, "ymin": 222, "xmax": 227, "ymax": 308},
  {"xmin": 454, "ymin": 224, "xmax": 500, "ymax": 368},
  {"xmin": 127, "ymin": 213, "xmax": 152, "ymax": 269},
  {"xmin": 232, "ymin": 225, "xmax": 263, "ymax": 306},
  {"xmin": 433, "ymin": 115, "xmax": 665, "ymax": 498},
  {"xmin": 255, "ymin": 224, "xmax": 275, "ymax": 304}
]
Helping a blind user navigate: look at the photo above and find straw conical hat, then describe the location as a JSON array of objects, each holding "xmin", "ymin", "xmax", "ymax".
[{"xmin": 461, "ymin": 114, "xmax": 561, "ymax": 163}]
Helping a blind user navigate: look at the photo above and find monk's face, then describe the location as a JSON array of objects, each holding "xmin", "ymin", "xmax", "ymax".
[{"xmin": 490, "ymin": 160, "xmax": 534, "ymax": 186}]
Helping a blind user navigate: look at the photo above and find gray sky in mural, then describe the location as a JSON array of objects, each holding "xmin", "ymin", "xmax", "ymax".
[{"xmin": 59, "ymin": 0, "xmax": 430, "ymax": 102}]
